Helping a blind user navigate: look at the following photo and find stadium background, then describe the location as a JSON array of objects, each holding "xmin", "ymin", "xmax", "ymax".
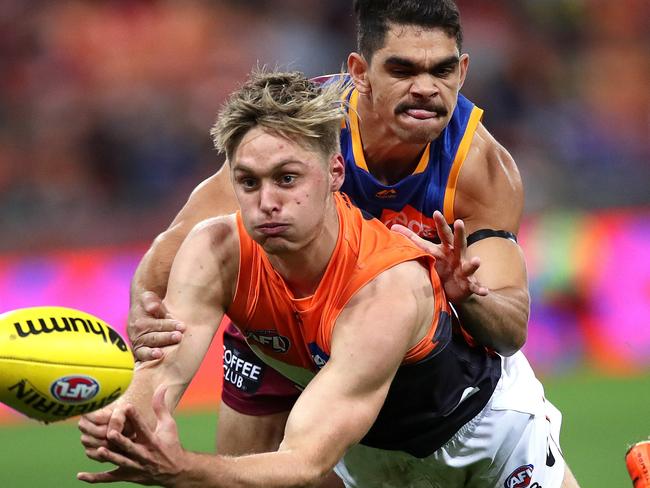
[{"xmin": 0, "ymin": 0, "xmax": 648, "ymax": 486}]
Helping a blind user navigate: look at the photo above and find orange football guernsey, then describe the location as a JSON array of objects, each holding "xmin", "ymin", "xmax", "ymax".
[
  {"xmin": 226, "ymin": 192, "xmax": 502, "ymax": 457},
  {"xmin": 227, "ymin": 192, "xmax": 444, "ymax": 378}
]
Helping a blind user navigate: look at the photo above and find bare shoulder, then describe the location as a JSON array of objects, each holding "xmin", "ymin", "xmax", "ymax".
[
  {"xmin": 187, "ymin": 214, "xmax": 240, "ymax": 269},
  {"xmin": 170, "ymin": 214, "xmax": 240, "ymax": 303},
  {"xmin": 454, "ymin": 123, "xmax": 524, "ymax": 233},
  {"xmin": 339, "ymin": 259, "xmax": 434, "ymax": 348}
]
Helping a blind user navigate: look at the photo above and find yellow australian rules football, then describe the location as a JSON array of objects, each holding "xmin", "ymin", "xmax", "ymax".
[{"xmin": 0, "ymin": 306, "xmax": 134, "ymax": 423}]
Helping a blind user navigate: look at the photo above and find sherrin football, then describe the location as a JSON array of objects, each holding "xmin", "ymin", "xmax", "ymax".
[{"xmin": 0, "ymin": 306, "xmax": 134, "ymax": 423}]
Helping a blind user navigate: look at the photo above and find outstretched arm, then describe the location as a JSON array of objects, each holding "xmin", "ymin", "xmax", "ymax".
[
  {"xmin": 79, "ymin": 216, "xmax": 239, "ymax": 464},
  {"xmin": 78, "ymin": 260, "xmax": 433, "ymax": 488},
  {"xmin": 450, "ymin": 124, "xmax": 528, "ymax": 355},
  {"xmin": 393, "ymin": 124, "xmax": 528, "ymax": 356},
  {"xmin": 129, "ymin": 164, "xmax": 238, "ymax": 361}
]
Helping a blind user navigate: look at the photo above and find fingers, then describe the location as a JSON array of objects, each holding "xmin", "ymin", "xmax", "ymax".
[
  {"xmin": 132, "ymin": 317, "xmax": 185, "ymax": 337},
  {"xmin": 433, "ymin": 211, "xmax": 454, "ymax": 246},
  {"xmin": 106, "ymin": 407, "xmax": 128, "ymax": 437},
  {"xmin": 469, "ymin": 282, "xmax": 489, "ymax": 297},
  {"xmin": 460, "ymin": 256, "xmax": 481, "ymax": 277},
  {"xmin": 77, "ymin": 467, "xmax": 132, "ymax": 484},
  {"xmin": 120, "ymin": 404, "xmax": 155, "ymax": 446},
  {"xmin": 79, "ymin": 409, "xmax": 112, "ymax": 453},
  {"xmin": 452, "ymin": 218, "xmax": 467, "ymax": 253},
  {"xmin": 133, "ymin": 346, "xmax": 163, "ymax": 362},
  {"xmin": 390, "ymin": 224, "xmax": 441, "ymax": 256},
  {"xmin": 461, "ymin": 257, "xmax": 489, "ymax": 297},
  {"xmin": 131, "ymin": 319, "xmax": 184, "ymax": 362},
  {"xmin": 104, "ymin": 432, "xmax": 145, "ymax": 468},
  {"xmin": 80, "ymin": 433, "xmax": 109, "ymax": 450},
  {"xmin": 141, "ymin": 291, "xmax": 168, "ymax": 318}
]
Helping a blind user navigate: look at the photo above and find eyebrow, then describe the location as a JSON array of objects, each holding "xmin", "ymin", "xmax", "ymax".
[
  {"xmin": 232, "ymin": 159, "xmax": 306, "ymax": 173},
  {"xmin": 384, "ymin": 55, "xmax": 460, "ymax": 74}
]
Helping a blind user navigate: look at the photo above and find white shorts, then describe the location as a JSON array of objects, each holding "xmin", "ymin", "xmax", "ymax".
[{"xmin": 335, "ymin": 352, "xmax": 566, "ymax": 488}]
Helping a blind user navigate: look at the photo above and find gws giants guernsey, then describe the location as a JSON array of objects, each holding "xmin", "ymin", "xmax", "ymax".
[{"xmin": 226, "ymin": 192, "xmax": 501, "ymax": 457}]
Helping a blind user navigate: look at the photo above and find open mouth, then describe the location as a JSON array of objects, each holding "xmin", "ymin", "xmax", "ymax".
[{"xmin": 404, "ymin": 108, "xmax": 439, "ymax": 120}]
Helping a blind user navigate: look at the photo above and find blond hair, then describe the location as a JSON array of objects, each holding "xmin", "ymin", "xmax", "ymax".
[{"xmin": 211, "ymin": 70, "xmax": 347, "ymax": 161}]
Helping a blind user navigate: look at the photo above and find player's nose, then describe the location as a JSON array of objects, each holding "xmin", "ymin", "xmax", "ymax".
[
  {"xmin": 258, "ymin": 182, "xmax": 281, "ymax": 214},
  {"xmin": 410, "ymin": 74, "xmax": 438, "ymax": 98}
]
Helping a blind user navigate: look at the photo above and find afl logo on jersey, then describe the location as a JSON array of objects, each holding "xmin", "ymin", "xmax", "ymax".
[
  {"xmin": 375, "ymin": 189, "xmax": 398, "ymax": 199},
  {"xmin": 245, "ymin": 329, "xmax": 290, "ymax": 353}
]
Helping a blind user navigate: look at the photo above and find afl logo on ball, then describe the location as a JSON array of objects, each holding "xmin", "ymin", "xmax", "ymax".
[{"xmin": 50, "ymin": 375, "xmax": 100, "ymax": 403}]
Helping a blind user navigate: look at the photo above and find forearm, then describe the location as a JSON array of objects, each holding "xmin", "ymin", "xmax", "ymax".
[
  {"xmin": 119, "ymin": 354, "xmax": 190, "ymax": 427},
  {"xmin": 456, "ymin": 285, "xmax": 529, "ymax": 356},
  {"xmin": 173, "ymin": 449, "xmax": 325, "ymax": 488}
]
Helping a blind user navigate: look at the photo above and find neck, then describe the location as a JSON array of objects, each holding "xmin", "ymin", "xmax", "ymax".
[
  {"xmin": 356, "ymin": 93, "xmax": 428, "ymax": 185},
  {"xmin": 267, "ymin": 197, "xmax": 340, "ymax": 298}
]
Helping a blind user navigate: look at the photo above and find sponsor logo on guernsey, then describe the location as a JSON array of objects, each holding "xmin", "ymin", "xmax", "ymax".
[
  {"xmin": 50, "ymin": 375, "xmax": 99, "ymax": 403},
  {"xmin": 308, "ymin": 342, "xmax": 330, "ymax": 369},
  {"xmin": 380, "ymin": 205, "xmax": 438, "ymax": 239},
  {"xmin": 375, "ymin": 189, "xmax": 398, "ymax": 199},
  {"xmin": 12, "ymin": 316, "xmax": 128, "ymax": 351},
  {"xmin": 222, "ymin": 342, "xmax": 264, "ymax": 392},
  {"xmin": 245, "ymin": 329, "xmax": 290, "ymax": 353},
  {"xmin": 504, "ymin": 464, "xmax": 534, "ymax": 488}
]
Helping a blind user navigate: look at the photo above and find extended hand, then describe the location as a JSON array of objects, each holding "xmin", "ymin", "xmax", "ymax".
[
  {"xmin": 129, "ymin": 291, "xmax": 185, "ymax": 362},
  {"xmin": 391, "ymin": 211, "xmax": 488, "ymax": 304},
  {"xmin": 77, "ymin": 386, "xmax": 185, "ymax": 485}
]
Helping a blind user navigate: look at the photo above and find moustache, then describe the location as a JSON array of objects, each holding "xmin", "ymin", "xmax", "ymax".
[{"xmin": 395, "ymin": 102, "xmax": 448, "ymax": 117}]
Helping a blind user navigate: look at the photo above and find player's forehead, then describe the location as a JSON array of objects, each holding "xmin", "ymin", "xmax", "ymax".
[
  {"xmin": 231, "ymin": 127, "xmax": 322, "ymax": 173},
  {"xmin": 372, "ymin": 23, "xmax": 459, "ymax": 66}
]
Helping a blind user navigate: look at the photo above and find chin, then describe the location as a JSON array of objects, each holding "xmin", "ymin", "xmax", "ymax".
[
  {"xmin": 260, "ymin": 239, "xmax": 294, "ymax": 255},
  {"xmin": 393, "ymin": 119, "xmax": 443, "ymax": 143},
  {"xmin": 397, "ymin": 126, "xmax": 443, "ymax": 144}
]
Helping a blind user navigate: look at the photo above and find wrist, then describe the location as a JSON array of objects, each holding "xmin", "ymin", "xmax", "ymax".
[
  {"xmin": 168, "ymin": 449, "xmax": 193, "ymax": 487},
  {"xmin": 450, "ymin": 290, "xmax": 480, "ymax": 307}
]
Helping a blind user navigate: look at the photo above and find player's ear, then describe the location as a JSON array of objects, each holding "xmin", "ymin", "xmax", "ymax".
[
  {"xmin": 329, "ymin": 153, "xmax": 345, "ymax": 191},
  {"xmin": 348, "ymin": 52, "xmax": 371, "ymax": 96},
  {"xmin": 458, "ymin": 53, "xmax": 470, "ymax": 89}
]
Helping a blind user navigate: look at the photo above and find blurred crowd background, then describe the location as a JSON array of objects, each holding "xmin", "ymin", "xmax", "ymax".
[
  {"xmin": 1, "ymin": 0, "xmax": 647, "ymax": 251},
  {"xmin": 0, "ymin": 5, "xmax": 647, "ymax": 487},
  {"xmin": 0, "ymin": 0, "xmax": 648, "ymax": 377}
]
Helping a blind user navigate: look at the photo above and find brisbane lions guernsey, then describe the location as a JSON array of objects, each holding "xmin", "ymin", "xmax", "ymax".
[
  {"xmin": 315, "ymin": 73, "xmax": 484, "ymax": 239},
  {"xmin": 226, "ymin": 192, "xmax": 501, "ymax": 457}
]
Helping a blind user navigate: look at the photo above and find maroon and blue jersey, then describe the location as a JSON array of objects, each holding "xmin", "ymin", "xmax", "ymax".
[{"xmin": 317, "ymin": 74, "xmax": 484, "ymax": 240}]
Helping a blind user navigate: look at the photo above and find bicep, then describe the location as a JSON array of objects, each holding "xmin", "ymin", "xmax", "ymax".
[
  {"xmin": 152, "ymin": 222, "xmax": 235, "ymax": 401},
  {"xmin": 278, "ymin": 264, "xmax": 427, "ymax": 471},
  {"xmin": 455, "ymin": 126, "xmax": 524, "ymax": 235},
  {"xmin": 456, "ymin": 127, "xmax": 527, "ymax": 290},
  {"xmin": 468, "ymin": 237, "xmax": 528, "ymax": 291}
]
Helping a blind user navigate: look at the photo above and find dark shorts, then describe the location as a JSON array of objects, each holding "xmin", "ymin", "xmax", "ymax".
[{"xmin": 221, "ymin": 321, "xmax": 301, "ymax": 415}]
